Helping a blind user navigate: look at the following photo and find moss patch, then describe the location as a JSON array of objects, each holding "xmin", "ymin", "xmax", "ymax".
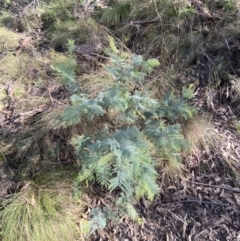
[
  {"xmin": 0, "ymin": 54, "xmax": 27, "ymax": 83},
  {"xmin": 0, "ymin": 27, "xmax": 19, "ymax": 51},
  {"xmin": 0, "ymin": 87, "xmax": 7, "ymax": 111}
]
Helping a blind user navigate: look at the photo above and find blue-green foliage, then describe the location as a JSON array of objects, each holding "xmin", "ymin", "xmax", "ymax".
[
  {"xmin": 144, "ymin": 121, "xmax": 188, "ymax": 162},
  {"xmin": 74, "ymin": 127, "xmax": 158, "ymax": 200},
  {"xmin": 52, "ymin": 59, "xmax": 79, "ymax": 94},
  {"xmin": 88, "ymin": 208, "xmax": 107, "ymax": 235},
  {"xmin": 53, "ymin": 44, "xmax": 195, "ymax": 229},
  {"xmin": 62, "ymin": 95, "xmax": 105, "ymax": 125},
  {"xmin": 105, "ymin": 51, "xmax": 157, "ymax": 83},
  {"xmin": 156, "ymin": 91, "xmax": 194, "ymax": 121}
]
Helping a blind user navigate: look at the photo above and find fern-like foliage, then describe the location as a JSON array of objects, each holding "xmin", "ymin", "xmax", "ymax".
[
  {"xmin": 88, "ymin": 207, "xmax": 107, "ymax": 235},
  {"xmin": 156, "ymin": 91, "xmax": 195, "ymax": 121},
  {"xmin": 144, "ymin": 120, "xmax": 188, "ymax": 162},
  {"xmin": 53, "ymin": 40, "xmax": 195, "ymax": 229},
  {"xmin": 74, "ymin": 127, "xmax": 158, "ymax": 200},
  {"xmin": 62, "ymin": 94, "xmax": 105, "ymax": 126},
  {"xmin": 106, "ymin": 50, "xmax": 159, "ymax": 84},
  {"xmin": 52, "ymin": 58, "xmax": 79, "ymax": 94}
]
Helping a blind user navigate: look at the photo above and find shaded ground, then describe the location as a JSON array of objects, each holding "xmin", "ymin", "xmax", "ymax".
[{"xmin": 0, "ymin": 162, "xmax": 12, "ymax": 200}]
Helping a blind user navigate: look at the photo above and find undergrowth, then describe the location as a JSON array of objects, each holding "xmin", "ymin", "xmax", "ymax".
[
  {"xmin": 52, "ymin": 39, "xmax": 195, "ymax": 234},
  {"xmin": 1, "ymin": 0, "xmax": 240, "ymax": 239}
]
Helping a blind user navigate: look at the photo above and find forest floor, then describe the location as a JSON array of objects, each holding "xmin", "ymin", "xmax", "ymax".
[
  {"xmin": 0, "ymin": 28, "xmax": 240, "ymax": 241},
  {"xmin": 1, "ymin": 70, "xmax": 240, "ymax": 241},
  {"xmin": 99, "ymin": 101, "xmax": 240, "ymax": 241},
  {"xmin": 1, "ymin": 1, "xmax": 240, "ymax": 241}
]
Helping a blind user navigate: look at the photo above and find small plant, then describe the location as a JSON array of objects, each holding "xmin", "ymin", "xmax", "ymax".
[
  {"xmin": 53, "ymin": 40, "xmax": 195, "ymax": 233},
  {"xmin": 67, "ymin": 38, "xmax": 75, "ymax": 55}
]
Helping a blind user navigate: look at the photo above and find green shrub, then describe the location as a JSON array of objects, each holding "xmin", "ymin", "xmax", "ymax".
[{"xmin": 53, "ymin": 40, "xmax": 195, "ymax": 233}]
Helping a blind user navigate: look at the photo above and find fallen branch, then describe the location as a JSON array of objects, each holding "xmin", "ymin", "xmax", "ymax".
[
  {"xmin": 160, "ymin": 199, "xmax": 229, "ymax": 206},
  {"xmin": 188, "ymin": 181, "xmax": 240, "ymax": 194}
]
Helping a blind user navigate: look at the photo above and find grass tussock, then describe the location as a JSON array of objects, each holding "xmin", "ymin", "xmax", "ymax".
[
  {"xmin": 0, "ymin": 182, "xmax": 79, "ymax": 241},
  {"xmin": 160, "ymin": 158, "xmax": 186, "ymax": 182},
  {"xmin": 80, "ymin": 66, "xmax": 114, "ymax": 98},
  {"xmin": 0, "ymin": 86, "xmax": 7, "ymax": 111},
  {"xmin": 45, "ymin": 15, "xmax": 107, "ymax": 50},
  {"xmin": 182, "ymin": 117, "xmax": 216, "ymax": 153},
  {"xmin": 183, "ymin": 116, "xmax": 240, "ymax": 175}
]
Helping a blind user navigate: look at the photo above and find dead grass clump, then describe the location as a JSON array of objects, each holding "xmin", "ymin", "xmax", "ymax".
[
  {"xmin": 159, "ymin": 158, "xmax": 186, "ymax": 182},
  {"xmin": 80, "ymin": 66, "xmax": 114, "ymax": 98},
  {"xmin": 182, "ymin": 116, "xmax": 216, "ymax": 153},
  {"xmin": 47, "ymin": 48, "xmax": 72, "ymax": 63},
  {"xmin": 0, "ymin": 86, "xmax": 7, "ymax": 111},
  {"xmin": 183, "ymin": 116, "xmax": 240, "ymax": 176},
  {"xmin": 0, "ymin": 52, "xmax": 49, "ymax": 87}
]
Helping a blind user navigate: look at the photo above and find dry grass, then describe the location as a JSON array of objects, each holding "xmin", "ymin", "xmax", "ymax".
[
  {"xmin": 230, "ymin": 77, "xmax": 240, "ymax": 102},
  {"xmin": 182, "ymin": 117, "xmax": 216, "ymax": 153},
  {"xmin": 182, "ymin": 115, "xmax": 240, "ymax": 176},
  {"xmin": 159, "ymin": 158, "xmax": 186, "ymax": 182},
  {"xmin": 80, "ymin": 65, "xmax": 114, "ymax": 98}
]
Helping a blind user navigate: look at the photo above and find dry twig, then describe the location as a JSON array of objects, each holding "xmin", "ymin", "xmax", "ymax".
[{"xmin": 188, "ymin": 181, "xmax": 240, "ymax": 194}]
